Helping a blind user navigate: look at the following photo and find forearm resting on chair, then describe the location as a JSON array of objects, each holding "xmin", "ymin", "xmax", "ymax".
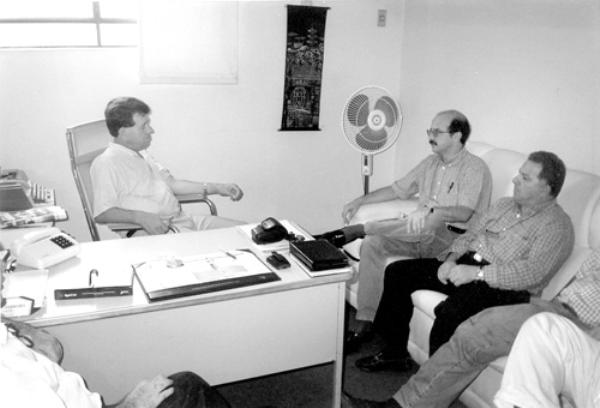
[
  {"xmin": 168, "ymin": 179, "xmax": 243, "ymax": 201},
  {"xmin": 430, "ymin": 205, "xmax": 474, "ymax": 224},
  {"xmin": 95, "ymin": 208, "xmax": 169, "ymax": 235}
]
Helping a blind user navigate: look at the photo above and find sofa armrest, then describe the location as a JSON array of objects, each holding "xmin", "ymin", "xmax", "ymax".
[{"xmin": 348, "ymin": 198, "xmax": 419, "ymax": 224}]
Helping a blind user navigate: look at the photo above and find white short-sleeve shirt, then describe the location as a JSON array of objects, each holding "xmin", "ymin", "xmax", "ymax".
[
  {"xmin": 90, "ymin": 143, "xmax": 181, "ymax": 218},
  {"xmin": 0, "ymin": 323, "xmax": 102, "ymax": 408}
]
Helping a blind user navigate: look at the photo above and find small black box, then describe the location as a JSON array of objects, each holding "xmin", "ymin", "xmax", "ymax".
[{"xmin": 290, "ymin": 239, "xmax": 348, "ymax": 271}]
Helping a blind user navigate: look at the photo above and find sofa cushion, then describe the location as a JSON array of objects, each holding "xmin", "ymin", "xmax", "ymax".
[{"xmin": 411, "ymin": 289, "xmax": 448, "ymax": 320}]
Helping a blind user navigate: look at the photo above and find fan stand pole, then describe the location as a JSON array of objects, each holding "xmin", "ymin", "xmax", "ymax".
[
  {"xmin": 363, "ymin": 174, "xmax": 370, "ymax": 196},
  {"xmin": 361, "ymin": 154, "xmax": 373, "ymax": 195}
]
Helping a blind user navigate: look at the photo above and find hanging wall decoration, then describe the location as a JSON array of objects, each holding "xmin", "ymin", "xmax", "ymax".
[{"xmin": 280, "ymin": 5, "xmax": 329, "ymax": 131}]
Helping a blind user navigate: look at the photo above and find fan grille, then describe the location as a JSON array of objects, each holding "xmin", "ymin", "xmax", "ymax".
[{"xmin": 342, "ymin": 86, "xmax": 402, "ymax": 155}]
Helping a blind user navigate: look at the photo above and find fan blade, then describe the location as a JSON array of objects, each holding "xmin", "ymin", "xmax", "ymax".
[
  {"xmin": 356, "ymin": 126, "xmax": 388, "ymax": 151},
  {"xmin": 346, "ymin": 94, "xmax": 369, "ymax": 126},
  {"xmin": 374, "ymin": 96, "xmax": 399, "ymax": 127}
]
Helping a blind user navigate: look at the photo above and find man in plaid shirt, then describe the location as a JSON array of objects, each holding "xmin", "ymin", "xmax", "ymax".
[
  {"xmin": 354, "ymin": 151, "xmax": 574, "ymax": 373},
  {"xmin": 343, "ymin": 248, "xmax": 600, "ymax": 408}
]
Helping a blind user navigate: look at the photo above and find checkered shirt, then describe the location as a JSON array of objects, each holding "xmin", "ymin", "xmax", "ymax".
[
  {"xmin": 441, "ymin": 197, "xmax": 574, "ymax": 295},
  {"xmin": 391, "ymin": 148, "xmax": 492, "ymax": 228},
  {"xmin": 556, "ymin": 249, "xmax": 600, "ymax": 327}
]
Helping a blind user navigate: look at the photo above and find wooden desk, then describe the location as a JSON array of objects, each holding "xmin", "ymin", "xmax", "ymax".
[{"xmin": 6, "ymin": 224, "xmax": 351, "ymax": 407}]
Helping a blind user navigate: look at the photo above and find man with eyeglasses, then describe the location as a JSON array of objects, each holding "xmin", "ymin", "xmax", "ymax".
[{"xmin": 317, "ymin": 110, "xmax": 492, "ymax": 354}]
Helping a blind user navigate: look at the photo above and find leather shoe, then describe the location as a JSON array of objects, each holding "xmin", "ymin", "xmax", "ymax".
[
  {"xmin": 314, "ymin": 229, "xmax": 347, "ymax": 247},
  {"xmin": 345, "ymin": 330, "xmax": 374, "ymax": 354},
  {"xmin": 355, "ymin": 351, "xmax": 416, "ymax": 373},
  {"xmin": 341, "ymin": 392, "xmax": 402, "ymax": 408}
]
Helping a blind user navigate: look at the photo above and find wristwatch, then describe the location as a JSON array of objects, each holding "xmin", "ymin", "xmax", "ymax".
[{"xmin": 476, "ymin": 266, "xmax": 485, "ymax": 281}]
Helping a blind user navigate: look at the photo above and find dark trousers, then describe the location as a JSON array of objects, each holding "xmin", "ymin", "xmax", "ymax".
[
  {"xmin": 373, "ymin": 257, "xmax": 530, "ymax": 357},
  {"xmin": 158, "ymin": 372, "xmax": 231, "ymax": 408}
]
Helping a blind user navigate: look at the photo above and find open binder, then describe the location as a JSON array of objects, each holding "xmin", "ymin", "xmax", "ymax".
[{"xmin": 133, "ymin": 250, "xmax": 280, "ymax": 302}]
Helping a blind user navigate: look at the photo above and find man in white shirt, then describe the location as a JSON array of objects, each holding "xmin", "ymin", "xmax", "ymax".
[
  {"xmin": 495, "ymin": 312, "xmax": 600, "ymax": 408},
  {"xmin": 0, "ymin": 248, "xmax": 231, "ymax": 408},
  {"xmin": 91, "ymin": 97, "xmax": 245, "ymax": 236}
]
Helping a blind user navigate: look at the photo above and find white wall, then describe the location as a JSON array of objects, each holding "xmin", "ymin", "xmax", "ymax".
[
  {"xmin": 394, "ymin": 0, "xmax": 600, "ymax": 179},
  {"xmin": 0, "ymin": 0, "xmax": 405, "ymax": 241},
  {"xmin": 4, "ymin": 0, "xmax": 597, "ymax": 243}
]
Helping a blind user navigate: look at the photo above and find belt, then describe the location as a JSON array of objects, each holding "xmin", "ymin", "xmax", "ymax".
[{"xmin": 459, "ymin": 251, "xmax": 490, "ymax": 266}]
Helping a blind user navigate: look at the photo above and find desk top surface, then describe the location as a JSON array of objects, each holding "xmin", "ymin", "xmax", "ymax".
[{"xmin": 2, "ymin": 222, "xmax": 352, "ymax": 327}]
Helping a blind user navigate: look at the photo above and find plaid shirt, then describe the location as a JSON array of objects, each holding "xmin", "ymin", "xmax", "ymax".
[
  {"xmin": 441, "ymin": 197, "xmax": 574, "ymax": 295},
  {"xmin": 556, "ymin": 249, "xmax": 600, "ymax": 327},
  {"xmin": 391, "ymin": 148, "xmax": 492, "ymax": 228}
]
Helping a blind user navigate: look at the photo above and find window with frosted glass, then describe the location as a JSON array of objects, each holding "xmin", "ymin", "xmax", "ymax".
[{"xmin": 0, "ymin": 0, "xmax": 137, "ymax": 48}]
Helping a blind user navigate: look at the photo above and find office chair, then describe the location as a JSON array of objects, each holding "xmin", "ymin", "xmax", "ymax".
[{"xmin": 66, "ymin": 120, "xmax": 217, "ymax": 241}]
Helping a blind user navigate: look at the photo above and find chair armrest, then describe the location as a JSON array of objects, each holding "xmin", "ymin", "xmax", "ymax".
[
  {"xmin": 106, "ymin": 222, "xmax": 142, "ymax": 231},
  {"xmin": 103, "ymin": 196, "xmax": 218, "ymax": 237},
  {"xmin": 349, "ymin": 198, "xmax": 419, "ymax": 224},
  {"xmin": 175, "ymin": 194, "xmax": 218, "ymax": 216}
]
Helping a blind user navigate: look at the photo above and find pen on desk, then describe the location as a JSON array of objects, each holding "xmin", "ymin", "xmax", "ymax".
[
  {"xmin": 447, "ymin": 182, "xmax": 455, "ymax": 193},
  {"xmin": 207, "ymin": 260, "xmax": 219, "ymax": 271},
  {"xmin": 89, "ymin": 269, "xmax": 99, "ymax": 287}
]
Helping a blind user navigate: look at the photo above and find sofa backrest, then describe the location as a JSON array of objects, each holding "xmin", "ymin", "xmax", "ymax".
[{"xmin": 468, "ymin": 141, "xmax": 600, "ymax": 299}]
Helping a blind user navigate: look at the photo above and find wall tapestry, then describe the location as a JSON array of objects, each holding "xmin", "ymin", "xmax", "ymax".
[{"xmin": 280, "ymin": 5, "xmax": 329, "ymax": 131}]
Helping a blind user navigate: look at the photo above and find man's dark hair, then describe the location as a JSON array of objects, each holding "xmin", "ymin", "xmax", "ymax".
[
  {"xmin": 439, "ymin": 110, "xmax": 471, "ymax": 144},
  {"xmin": 104, "ymin": 97, "xmax": 151, "ymax": 137},
  {"xmin": 528, "ymin": 151, "xmax": 567, "ymax": 197}
]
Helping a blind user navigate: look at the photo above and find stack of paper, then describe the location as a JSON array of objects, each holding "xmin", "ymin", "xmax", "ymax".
[{"xmin": 0, "ymin": 206, "xmax": 68, "ymax": 228}]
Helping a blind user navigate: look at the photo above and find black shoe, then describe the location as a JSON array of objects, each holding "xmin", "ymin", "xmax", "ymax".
[
  {"xmin": 355, "ymin": 351, "xmax": 416, "ymax": 373},
  {"xmin": 341, "ymin": 392, "xmax": 402, "ymax": 408},
  {"xmin": 345, "ymin": 330, "xmax": 374, "ymax": 354},
  {"xmin": 314, "ymin": 229, "xmax": 347, "ymax": 247}
]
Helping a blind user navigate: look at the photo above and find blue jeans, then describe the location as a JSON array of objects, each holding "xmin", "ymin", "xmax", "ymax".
[{"xmin": 394, "ymin": 299, "xmax": 577, "ymax": 408}]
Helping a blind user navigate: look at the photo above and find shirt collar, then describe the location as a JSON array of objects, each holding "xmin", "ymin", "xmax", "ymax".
[
  {"xmin": 515, "ymin": 197, "xmax": 556, "ymax": 217},
  {"xmin": 108, "ymin": 142, "xmax": 146, "ymax": 158},
  {"xmin": 438, "ymin": 147, "xmax": 468, "ymax": 166}
]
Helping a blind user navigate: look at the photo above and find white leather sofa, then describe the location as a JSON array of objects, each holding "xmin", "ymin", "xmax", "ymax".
[{"xmin": 344, "ymin": 141, "xmax": 600, "ymax": 408}]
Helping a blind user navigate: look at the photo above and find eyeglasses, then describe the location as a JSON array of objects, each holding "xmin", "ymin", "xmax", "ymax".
[{"xmin": 426, "ymin": 128, "xmax": 451, "ymax": 138}]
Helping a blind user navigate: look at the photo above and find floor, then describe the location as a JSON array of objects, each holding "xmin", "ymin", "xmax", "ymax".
[{"xmin": 216, "ymin": 308, "xmax": 467, "ymax": 408}]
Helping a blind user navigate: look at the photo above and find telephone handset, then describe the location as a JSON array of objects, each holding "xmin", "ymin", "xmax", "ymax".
[{"xmin": 10, "ymin": 227, "xmax": 81, "ymax": 269}]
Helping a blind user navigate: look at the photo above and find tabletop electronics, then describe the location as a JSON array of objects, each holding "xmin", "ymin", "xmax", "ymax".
[
  {"xmin": 10, "ymin": 227, "xmax": 80, "ymax": 269},
  {"xmin": 290, "ymin": 239, "xmax": 349, "ymax": 271},
  {"xmin": 251, "ymin": 217, "xmax": 289, "ymax": 244},
  {"xmin": 266, "ymin": 251, "xmax": 291, "ymax": 270}
]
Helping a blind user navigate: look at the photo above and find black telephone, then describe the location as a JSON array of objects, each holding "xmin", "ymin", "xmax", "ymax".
[{"xmin": 251, "ymin": 217, "xmax": 289, "ymax": 244}]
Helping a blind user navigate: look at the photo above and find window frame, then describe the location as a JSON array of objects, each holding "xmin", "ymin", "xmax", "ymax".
[{"xmin": 0, "ymin": 1, "xmax": 137, "ymax": 49}]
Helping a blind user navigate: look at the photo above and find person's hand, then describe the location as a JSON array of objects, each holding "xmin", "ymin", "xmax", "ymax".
[
  {"xmin": 437, "ymin": 261, "xmax": 455, "ymax": 284},
  {"xmin": 406, "ymin": 207, "xmax": 430, "ymax": 234},
  {"xmin": 447, "ymin": 264, "xmax": 478, "ymax": 286},
  {"xmin": 342, "ymin": 199, "xmax": 362, "ymax": 224},
  {"xmin": 219, "ymin": 183, "xmax": 244, "ymax": 201},
  {"xmin": 116, "ymin": 375, "xmax": 174, "ymax": 408},
  {"xmin": 136, "ymin": 213, "xmax": 172, "ymax": 235}
]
